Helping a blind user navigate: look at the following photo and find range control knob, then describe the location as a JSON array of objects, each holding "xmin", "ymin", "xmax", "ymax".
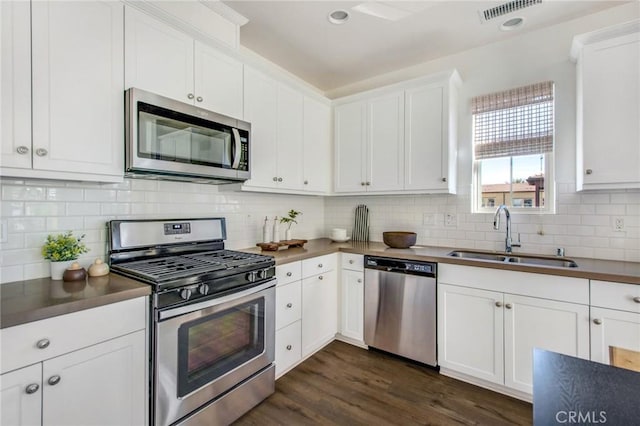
[
  {"xmin": 246, "ymin": 271, "xmax": 257, "ymax": 282},
  {"xmin": 257, "ymin": 269, "xmax": 268, "ymax": 279},
  {"xmin": 180, "ymin": 288, "xmax": 192, "ymax": 301},
  {"xmin": 198, "ymin": 284, "xmax": 210, "ymax": 295}
]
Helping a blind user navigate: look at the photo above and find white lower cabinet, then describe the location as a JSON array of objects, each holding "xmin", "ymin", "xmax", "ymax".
[
  {"xmin": 438, "ymin": 264, "xmax": 590, "ymax": 398},
  {"xmin": 274, "ymin": 321, "xmax": 302, "ymax": 379},
  {"xmin": 590, "ymin": 280, "xmax": 640, "ymax": 364},
  {"xmin": 0, "ymin": 298, "xmax": 147, "ymax": 426},
  {"xmin": 338, "ymin": 253, "xmax": 365, "ymax": 344},
  {"xmin": 302, "ymin": 269, "xmax": 338, "ymax": 356}
]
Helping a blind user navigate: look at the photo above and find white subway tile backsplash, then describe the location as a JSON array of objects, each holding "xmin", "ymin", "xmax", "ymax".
[
  {"xmin": 595, "ymin": 204, "xmax": 626, "ymax": 215},
  {"xmin": 84, "ymin": 189, "xmax": 117, "ymax": 202},
  {"xmin": 47, "ymin": 187, "xmax": 84, "ymax": 201},
  {"xmin": 46, "ymin": 216, "xmax": 85, "ymax": 231},
  {"xmin": 66, "ymin": 202, "xmax": 101, "ymax": 216},
  {"xmin": 2, "ymin": 202, "xmax": 24, "ymax": 217},
  {"xmin": 0, "ymin": 265, "xmax": 24, "ymax": 283},
  {"xmin": 8, "ymin": 217, "xmax": 46, "ymax": 233},
  {"xmin": 2, "ymin": 186, "xmax": 45, "ymax": 201},
  {"xmin": 24, "ymin": 202, "xmax": 65, "ymax": 217}
]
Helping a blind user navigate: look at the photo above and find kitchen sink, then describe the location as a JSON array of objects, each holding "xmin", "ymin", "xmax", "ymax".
[{"xmin": 447, "ymin": 250, "xmax": 578, "ymax": 268}]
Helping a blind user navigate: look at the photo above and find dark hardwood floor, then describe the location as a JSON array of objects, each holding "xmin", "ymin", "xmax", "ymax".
[{"xmin": 235, "ymin": 341, "xmax": 532, "ymax": 425}]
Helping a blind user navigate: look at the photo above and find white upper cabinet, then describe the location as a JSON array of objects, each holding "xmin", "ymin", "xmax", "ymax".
[
  {"xmin": 1, "ymin": 1, "xmax": 31, "ymax": 170},
  {"xmin": 334, "ymin": 70, "xmax": 460, "ymax": 194},
  {"xmin": 125, "ymin": 6, "xmax": 243, "ymax": 119},
  {"xmin": 302, "ymin": 97, "xmax": 331, "ymax": 193},
  {"xmin": 242, "ymin": 66, "xmax": 331, "ymax": 194},
  {"xmin": 572, "ymin": 22, "xmax": 640, "ymax": 190},
  {"xmin": 1, "ymin": 0, "xmax": 125, "ymax": 182}
]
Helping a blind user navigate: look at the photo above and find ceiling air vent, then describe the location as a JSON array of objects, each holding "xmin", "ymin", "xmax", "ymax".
[{"xmin": 480, "ymin": 0, "xmax": 542, "ymax": 22}]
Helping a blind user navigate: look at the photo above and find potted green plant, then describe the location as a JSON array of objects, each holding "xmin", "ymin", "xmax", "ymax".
[
  {"xmin": 280, "ymin": 209, "xmax": 302, "ymax": 241},
  {"xmin": 42, "ymin": 231, "xmax": 89, "ymax": 280}
]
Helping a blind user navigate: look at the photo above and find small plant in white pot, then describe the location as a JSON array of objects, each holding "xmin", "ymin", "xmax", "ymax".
[
  {"xmin": 42, "ymin": 231, "xmax": 89, "ymax": 280},
  {"xmin": 280, "ymin": 210, "xmax": 302, "ymax": 241}
]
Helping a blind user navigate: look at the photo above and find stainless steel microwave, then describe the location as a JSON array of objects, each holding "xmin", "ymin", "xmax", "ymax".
[{"xmin": 125, "ymin": 88, "xmax": 250, "ymax": 183}]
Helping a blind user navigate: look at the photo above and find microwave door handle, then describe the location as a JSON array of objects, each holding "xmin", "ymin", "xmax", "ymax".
[{"xmin": 231, "ymin": 128, "xmax": 241, "ymax": 169}]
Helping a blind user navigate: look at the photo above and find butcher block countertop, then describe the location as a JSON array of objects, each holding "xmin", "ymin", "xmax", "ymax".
[
  {"xmin": 240, "ymin": 238, "xmax": 640, "ymax": 285},
  {"xmin": 0, "ymin": 274, "xmax": 151, "ymax": 329}
]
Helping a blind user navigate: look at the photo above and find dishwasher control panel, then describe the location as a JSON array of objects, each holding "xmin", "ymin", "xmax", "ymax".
[{"xmin": 364, "ymin": 256, "xmax": 436, "ymax": 277}]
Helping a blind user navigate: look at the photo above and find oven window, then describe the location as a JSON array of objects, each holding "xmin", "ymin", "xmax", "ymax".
[{"xmin": 177, "ymin": 299, "xmax": 265, "ymax": 397}]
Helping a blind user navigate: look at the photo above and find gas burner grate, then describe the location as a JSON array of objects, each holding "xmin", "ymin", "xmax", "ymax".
[{"xmin": 184, "ymin": 250, "xmax": 269, "ymax": 269}]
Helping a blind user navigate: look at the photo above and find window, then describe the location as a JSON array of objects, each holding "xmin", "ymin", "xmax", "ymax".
[{"xmin": 472, "ymin": 81, "xmax": 555, "ymax": 213}]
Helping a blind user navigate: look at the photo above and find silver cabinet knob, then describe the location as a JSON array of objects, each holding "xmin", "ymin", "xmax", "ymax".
[
  {"xmin": 36, "ymin": 338, "xmax": 50, "ymax": 349},
  {"xmin": 505, "ymin": 303, "xmax": 512, "ymax": 309},
  {"xmin": 495, "ymin": 301, "xmax": 503, "ymax": 307},
  {"xmin": 273, "ymin": 177, "xmax": 278, "ymax": 182},
  {"xmin": 349, "ymin": 260, "xmax": 354, "ymax": 264},
  {"xmin": 361, "ymin": 182, "xmax": 365, "ymax": 186},
  {"xmin": 35, "ymin": 148, "xmax": 48, "ymax": 157},
  {"xmin": 593, "ymin": 318, "xmax": 602, "ymax": 325},
  {"xmin": 277, "ymin": 177, "xmax": 283, "ymax": 182},
  {"xmin": 286, "ymin": 302, "xmax": 293, "ymax": 308},
  {"xmin": 633, "ymin": 296, "xmax": 640, "ymax": 304},
  {"xmin": 441, "ymin": 177, "xmax": 447, "ymax": 182},
  {"xmin": 366, "ymin": 182, "xmax": 371, "ymax": 186},
  {"xmin": 585, "ymin": 169, "xmax": 593, "ymax": 175},
  {"xmin": 318, "ymin": 264, "xmax": 323, "ymax": 268},
  {"xmin": 47, "ymin": 375, "xmax": 61, "ymax": 386},
  {"xmin": 304, "ymin": 180, "xmax": 308, "ymax": 185},
  {"xmin": 196, "ymin": 96, "xmax": 203, "ymax": 102},
  {"xmin": 286, "ymin": 272, "xmax": 292, "ymax": 277},
  {"xmin": 318, "ymin": 275, "xmax": 324, "ymax": 280},
  {"xmin": 187, "ymin": 93, "xmax": 194, "ymax": 100},
  {"xmin": 16, "ymin": 146, "xmax": 29, "ymax": 155},
  {"xmin": 286, "ymin": 344, "xmax": 292, "ymax": 350},
  {"xmin": 357, "ymin": 278, "xmax": 362, "ymax": 283},
  {"xmin": 25, "ymin": 383, "xmax": 40, "ymax": 394}
]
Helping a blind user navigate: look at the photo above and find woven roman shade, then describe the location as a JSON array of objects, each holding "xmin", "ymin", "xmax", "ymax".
[{"xmin": 472, "ymin": 81, "xmax": 554, "ymax": 160}]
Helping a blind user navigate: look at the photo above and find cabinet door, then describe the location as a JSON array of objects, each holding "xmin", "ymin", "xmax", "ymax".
[
  {"xmin": 243, "ymin": 67, "xmax": 278, "ymax": 189},
  {"xmin": 1, "ymin": 364, "xmax": 42, "ymax": 426},
  {"xmin": 194, "ymin": 41, "xmax": 243, "ymax": 119},
  {"xmin": 504, "ymin": 294, "xmax": 589, "ymax": 394},
  {"xmin": 404, "ymin": 85, "xmax": 447, "ymax": 191},
  {"xmin": 302, "ymin": 270, "xmax": 338, "ymax": 357},
  {"xmin": 334, "ymin": 101, "xmax": 366, "ymax": 192},
  {"xmin": 591, "ymin": 307, "xmax": 640, "ymax": 364},
  {"xmin": 31, "ymin": 0, "xmax": 124, "ymax": 177},
  {"xmin": 275, "ymin": 320, "xmax": 301, "ymax": 378},
  {"xmin": 580, "ymin": 32, "xmax": 640, "ymax": 188},
  {"xmin": 124, "ymin": 6, "xmax": 194, "ymax": 103},
  {"xmin": 1, "ymin": 0, "xmax": 31, "ymax": 169},
  {"xmin": 367, "ymin": 92, "xmax": 405, "ymax": 191},
  {"xmin": 438, "ymin": 284, "xmax": 504, "ymax": 385},
  {"xmin": 276, "ymin": 280, "xmax": 302, "ymax": 330},
  {"xmin": 42, "ymin": 330, "xmax": 146, "ymax": 426},
  {"xmin": 276, "ymin": 84, "xmax": 304, "ymax": 190},
  {"xmin": 302, "ymin": 97, "xmax": 331, "ymax": 193},
  {"xmin": 340, "ymin": 269, "xmax": 364, "ymax": 342}
]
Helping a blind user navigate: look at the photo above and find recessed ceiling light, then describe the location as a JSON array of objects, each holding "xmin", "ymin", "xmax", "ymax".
[
  {"xmin": 500, "ymin": 17, "xmax": 525, "ymax": 31},
  {"xmin": 328, "ymin": 10, "xmax": 350, "ymax": 25}
]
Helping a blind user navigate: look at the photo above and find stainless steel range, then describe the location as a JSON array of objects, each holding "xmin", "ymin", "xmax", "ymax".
[{"xmin": 108, "ymin": 218, "xmax": 275, "ymax": 426}]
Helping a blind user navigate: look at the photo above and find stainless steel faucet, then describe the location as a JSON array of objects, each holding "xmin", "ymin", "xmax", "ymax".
[{"xmin": 493, "ymin": 205, "xmax": 521, "ymax": 253}]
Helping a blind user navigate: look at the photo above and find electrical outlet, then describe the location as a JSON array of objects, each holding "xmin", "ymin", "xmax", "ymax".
[
  {"xmin": 0, "ymin": 220, "xmax": 7, "ymax": 243},
  {"xmin": 445, "ymin": 213, "xmax": 457, "ymax": 228},
  {"xmin": 614, "ymin": 217, "xmax": 625, "ymax": 232}
]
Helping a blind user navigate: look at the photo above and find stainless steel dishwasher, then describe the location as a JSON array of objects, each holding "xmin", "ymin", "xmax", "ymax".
[{"xmin": 364, "ymin": 255, "xmax": 437, "ymax": 366}]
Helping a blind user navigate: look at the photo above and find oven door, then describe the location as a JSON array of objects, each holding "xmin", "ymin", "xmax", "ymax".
[{"xmin": 154, "ymin": 280, "xmax": 275, "ymax": 426}]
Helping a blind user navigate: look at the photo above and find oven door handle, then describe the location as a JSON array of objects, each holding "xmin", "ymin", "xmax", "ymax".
[{"xmin": 158, "ymin": 279, "xmax": 275, "ymax": 321}]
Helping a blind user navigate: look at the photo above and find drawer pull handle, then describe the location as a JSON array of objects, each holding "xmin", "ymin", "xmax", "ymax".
[
  {"xmin": 196, "ymin": 96, "xmax": 203, "ymax": 103},
  {"xmin": 286, "ymin": 303, "xmax": 293, "ymax": 308},
  {"xmin": 16, "ymin": 146, "xmax": 29, "ymax": 155},
  {"xmin": 495, "ymin": 301, "xmax": 503, "ymax": 307},
  {"xmin": 286, "ymin": 272, "xmax": 292, "ymax": 277},
  {"xmin": 25, "ymin": 384, "xmax": 40, "ymax": 394},
  {"xmin": 48, "ymin": 375, "xmax": 61, "ymax": 386},
  {"xmin": 318, "ymin": 275, "xmax": 324, "ymax": 280},
  {"xmin": 286, "ymin": 345, "xmax": 292, "ymax": 351},
  {"xmin": 357, "ymin": 279, "xmax": 362, "ymax": 283},
  {"xmin": 36, "ymin": 339, "xmax": 50, "ymax": 349},
  {"xmin": 318, "ymin": 264, "xmax": 323, "ymax": 268},
  {"xmin": 593, "ymin": 318, "xmax": 602, "ymax": 325},
  {"xmin": 187, "ymin": 93, "xmax": 194, "ymax": 100},
  {"xmin": 35, "ymin": 148, "xmax": 48, "ymax": 157},
  {"xmin": 505, "ymin": 303, "xmax": 512, "ymax": 309},
  {"xmin": 349, "ymin": 260, "xmax": 354, "ymax": 264},
  {"xmin": 633, "ymin": 297, "xmax": 640, "ymax": 304},
  {"xmin": 585, "ymin": 169, "xmax": 593, "ymax": 175}
]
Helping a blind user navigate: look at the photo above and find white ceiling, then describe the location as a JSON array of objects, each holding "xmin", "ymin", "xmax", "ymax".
[{"xmin": 222, "ymin": 1, "xmax": 627, "ymax": 92}]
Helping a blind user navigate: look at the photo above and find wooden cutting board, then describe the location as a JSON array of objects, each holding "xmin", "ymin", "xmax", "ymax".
[{"xmin": 256, "ymin": 239, "xmax": 308, "ymax": 251}]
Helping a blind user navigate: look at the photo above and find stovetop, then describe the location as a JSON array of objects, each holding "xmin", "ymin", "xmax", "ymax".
[{"xmin": 111, "ymin": 249, "xmax": 273, "ymax": 285}]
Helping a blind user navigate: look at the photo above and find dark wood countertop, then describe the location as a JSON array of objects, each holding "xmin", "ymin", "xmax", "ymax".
[
  {"xmin": 533, "ymin": 349, "xmax": 640, "ymax": 425},
  {"xmin": 240, "ymin": 238, "xmax": 640, "ymax": 285},
  {"xmin": 0, "ymin": 274, "xmax": 151, "ymax": 329}
]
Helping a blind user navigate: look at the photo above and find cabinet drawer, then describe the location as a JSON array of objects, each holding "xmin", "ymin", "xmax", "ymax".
[
  {"xmin": 341, "ymin": 253, "xmax": 363, "ymax": 271},
  {"xmin": 591, "ymin": 280, "xmax": 640, "ymax": 313},
  {"xmin": 0, "ymin": 297, "xmax": 147, "ymax": 374},
  {"xmin": 275, "ymin": 320, "xmax": 301, "ymax": 378},
  {"xmin": 276, "ymin": 262, "xmax": 302, "ymax": 286},
  {"xmin": 302, "ymin": 254, "xmax": 336, "ymax": 277},
  {"xmin": 276, "ymin": 281, "xmax": 302, "ymax": 330}
]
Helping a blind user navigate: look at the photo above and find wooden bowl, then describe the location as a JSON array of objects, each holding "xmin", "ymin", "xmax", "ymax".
[{"xmin": 382, "ymin": 232, "xmax": 417, "ymax": 249}]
